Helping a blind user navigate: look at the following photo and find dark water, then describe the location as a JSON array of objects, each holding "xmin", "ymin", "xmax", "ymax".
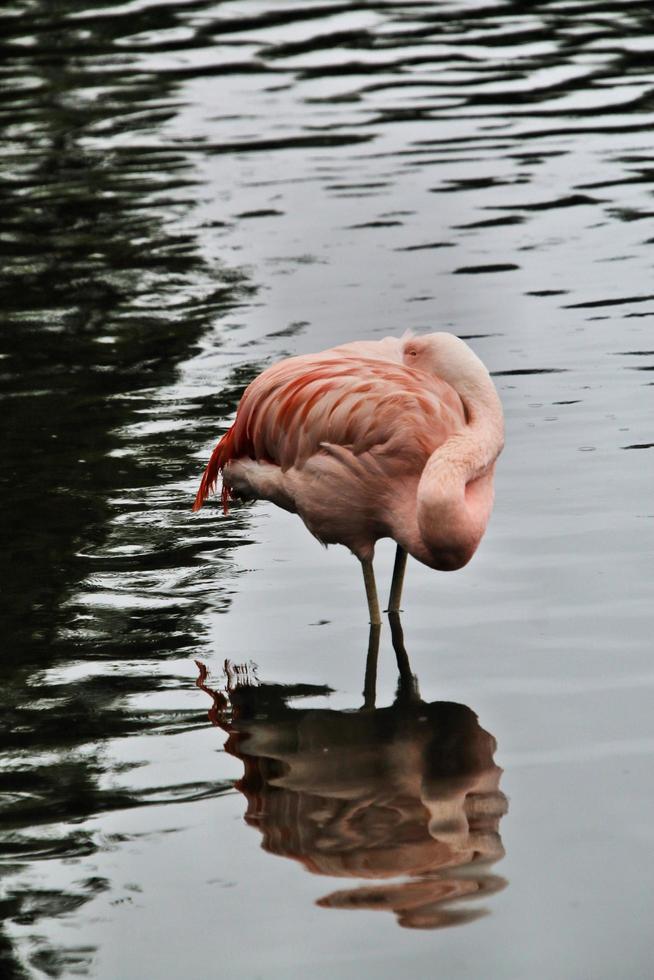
[{"xmin": 1, "ymin": 1, "xmax": 653, "ymax": 977}]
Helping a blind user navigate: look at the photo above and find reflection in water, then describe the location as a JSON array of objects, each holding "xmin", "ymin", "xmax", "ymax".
[
  {"xmin": 0, "ymin": 2, "xmax": 251, "ymax": 973},
  {"xmin": 196, "ymin": 617, "xmax": 508, "ymax": 930}
]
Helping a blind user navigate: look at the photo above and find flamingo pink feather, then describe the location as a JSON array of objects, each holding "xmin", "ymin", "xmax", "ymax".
[{"xmin": 193, "ymin": 333, "xmax": 503, "ymax": 572}]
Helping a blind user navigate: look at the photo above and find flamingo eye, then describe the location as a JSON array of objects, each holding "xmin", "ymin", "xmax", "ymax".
[{"xmin": 407, "ymin": 348, "xmax": 418, "ymax": 357}]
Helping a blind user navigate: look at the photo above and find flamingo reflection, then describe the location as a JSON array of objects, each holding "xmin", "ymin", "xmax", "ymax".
[{"xmin": 196, "ymin": 616, "xmax": 508, "ymax": 930}]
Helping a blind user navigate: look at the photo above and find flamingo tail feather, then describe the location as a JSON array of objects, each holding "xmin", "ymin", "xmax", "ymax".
[{"xmin": 192, "ymin": 428, "xmax": 236, "ymax": 514}]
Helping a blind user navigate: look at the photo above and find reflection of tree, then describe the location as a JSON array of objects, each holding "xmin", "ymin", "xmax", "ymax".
[
  {"xmin": 0, "ymin": 0, "xmax": 237, "ymax": 661},
  {"xmin": 197, "ymin": 619, "xmax": 508, "ymax": 930},
  {"xmin": 0, "ymin": 2, "xmax": 249, "ymax": 974}
]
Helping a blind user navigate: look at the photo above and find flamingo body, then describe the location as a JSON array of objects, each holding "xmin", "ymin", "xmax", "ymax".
[{"xmin": 194, "ymin": 333, "xmax": 503, "ymax": 614}]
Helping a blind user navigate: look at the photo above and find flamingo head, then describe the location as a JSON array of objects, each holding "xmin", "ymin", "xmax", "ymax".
[{"xmin": 402, "ymin": 332, "xmax": 481, "ymax": 385}]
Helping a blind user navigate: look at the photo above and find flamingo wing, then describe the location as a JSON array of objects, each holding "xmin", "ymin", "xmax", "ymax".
[{"xmin": 193, "ymin": 352, "xmax": 465, "ymax": 513}]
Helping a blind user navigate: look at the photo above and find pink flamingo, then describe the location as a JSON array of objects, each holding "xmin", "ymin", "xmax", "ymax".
[{"xmin": 193, "ymin": 332, "xmax": 504, "ymax": 624}]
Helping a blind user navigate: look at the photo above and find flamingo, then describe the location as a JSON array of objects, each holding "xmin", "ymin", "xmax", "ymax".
[{"xmin": 193, "ymin": 332, "xmax": 504, "ymax": 624}]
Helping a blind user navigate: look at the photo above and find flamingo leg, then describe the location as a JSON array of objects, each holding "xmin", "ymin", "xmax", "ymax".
[
  {"xmin": 361, "ymin": 558, "xmax": 382, "ymax": 626},
  {"xmin": 387, "ymin": 545, "xmax": 408, "ymax": 613}
]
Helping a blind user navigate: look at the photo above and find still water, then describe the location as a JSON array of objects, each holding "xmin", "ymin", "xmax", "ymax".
[{"xmin": 1, "ymin": 1, "xmax": 652, "ymax": 977}]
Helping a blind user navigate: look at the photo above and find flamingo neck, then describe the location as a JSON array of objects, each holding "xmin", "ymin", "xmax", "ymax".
[{"xmin": 413, "ymin": 374, "xmax": 504, "ymax": 571}]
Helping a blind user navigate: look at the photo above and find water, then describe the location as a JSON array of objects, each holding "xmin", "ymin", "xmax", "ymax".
[{"xmin": 1, "ymin": 1, "xmax": 652, "ymax": 977}]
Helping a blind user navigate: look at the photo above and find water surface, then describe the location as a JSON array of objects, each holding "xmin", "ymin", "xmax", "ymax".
[{"xmin": 1, "ymin": 1, "xmax": 653, "ymax": 977}]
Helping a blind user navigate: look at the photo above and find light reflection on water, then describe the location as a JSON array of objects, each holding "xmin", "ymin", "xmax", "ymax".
[{"xmin": 1, "ymin": 0, "xmax": 653, "ymax": 976}]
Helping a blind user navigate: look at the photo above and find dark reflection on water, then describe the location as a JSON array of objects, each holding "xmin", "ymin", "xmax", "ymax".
[
  {"xmin": 0, "ymin": 0, "xmax": 247, "ymax": 658},
  {"xmin": 0, "ymin": 1, "xmax": 253, "ymax": 974},
  {"xmin": 196, "ymin": 618, "xmax": 507, "ymax": 931}
]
